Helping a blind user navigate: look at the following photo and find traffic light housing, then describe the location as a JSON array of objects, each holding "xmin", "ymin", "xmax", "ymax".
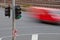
[
  {"xmin": 5, "ymin": 6, "xmax": 10, "ymax": 17},
  {"xmin": 15, "ymin": 6, "xmax": 21, "ymax": 19}
]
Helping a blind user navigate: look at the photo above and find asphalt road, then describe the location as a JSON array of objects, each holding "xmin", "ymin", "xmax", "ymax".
[{"xmin": 0, "ymin": 8, "xmax": 60, "ymax": 40}]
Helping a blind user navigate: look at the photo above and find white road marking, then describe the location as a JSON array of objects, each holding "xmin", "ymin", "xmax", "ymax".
[
  {"xmin": 1, "ymin": 33, "xmax": 60, "ymax": 39},
  {"xmin": 31, "ymin": 34, "xmax": 38, "ymax": 40},
  {"xmin": 0, "ymin": 38, "xmax": 2, "ymax": 40}
]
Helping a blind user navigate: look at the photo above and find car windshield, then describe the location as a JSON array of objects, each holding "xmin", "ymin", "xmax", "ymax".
[{"xmin": 48, "ymin": 10, "xmax": 60, "ymax": 16}]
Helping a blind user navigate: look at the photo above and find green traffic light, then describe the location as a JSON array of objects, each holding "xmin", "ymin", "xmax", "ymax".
[{"xmin": 15, "ymin": 15, "xmax": 22, "ymax": 19}]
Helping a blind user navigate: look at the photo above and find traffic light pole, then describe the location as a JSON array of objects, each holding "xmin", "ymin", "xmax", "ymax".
[{"xmin": 12, "ymin": 0, "xmax": 16, "ymax": 40}]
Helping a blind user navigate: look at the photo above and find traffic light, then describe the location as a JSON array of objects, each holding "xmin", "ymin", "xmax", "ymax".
[
  {"xmin": 15, "ymin": 6, "xmax": 21, "ymax": 19},
  {"xmin": 5, "ymin": 6, "xmax": 10, "ymax": 17}
]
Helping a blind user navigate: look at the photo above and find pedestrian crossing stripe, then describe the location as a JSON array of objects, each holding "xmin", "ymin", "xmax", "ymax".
[
  {"xmin": 31, "ymin": 34, "xmax": 38, "ymax": 40},
  {"xmin": 0, "ymin": 38, "xmax": 2, "ymax": 40}
]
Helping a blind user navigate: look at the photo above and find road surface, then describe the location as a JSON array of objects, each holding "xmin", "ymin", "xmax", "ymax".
[{"xmin": 0, "ymin": 8, "xmax": 60, "ymax": 40}]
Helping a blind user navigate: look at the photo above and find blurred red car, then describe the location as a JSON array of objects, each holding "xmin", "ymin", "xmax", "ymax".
[{"xmin": 27, "ymin": 6, "xmax": 60, "ymax": 24}]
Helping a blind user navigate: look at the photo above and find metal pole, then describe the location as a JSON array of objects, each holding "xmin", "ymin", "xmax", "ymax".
[{"xmin": 12, "ymin": 0, "xmax": 16, "ymax": 40}]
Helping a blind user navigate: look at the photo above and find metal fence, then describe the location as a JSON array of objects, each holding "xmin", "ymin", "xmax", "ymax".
[
  {"xmin": 0, "ymin": 0, "xmax": 60, "ymax": 4},
  {"xmin": 0, "ymin": 0, "xmax": 60, "ymax": 8}
]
